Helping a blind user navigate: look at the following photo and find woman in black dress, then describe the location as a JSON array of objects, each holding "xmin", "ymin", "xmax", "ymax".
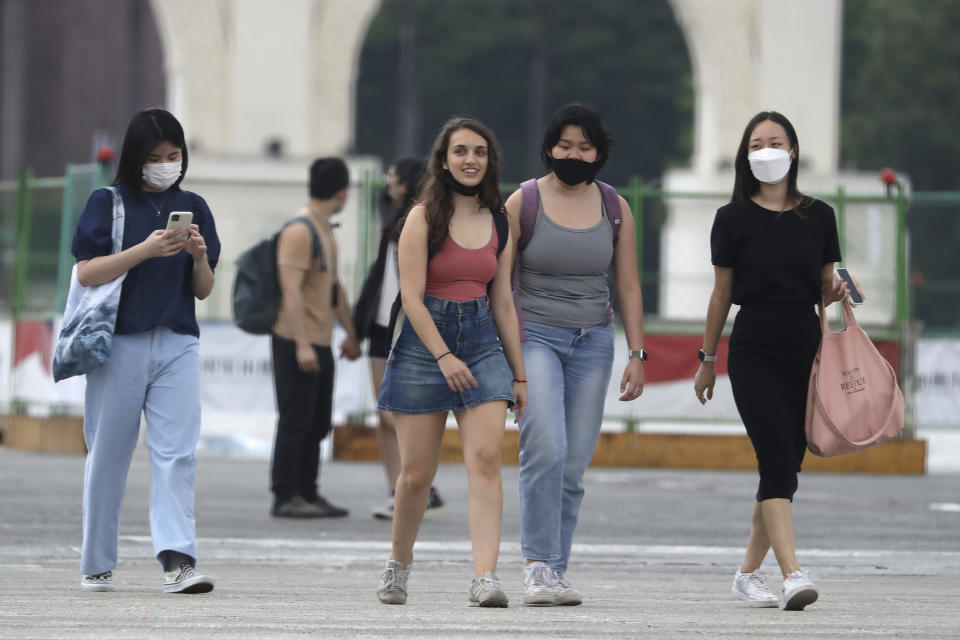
[{"xmin": 694, "ymin": 111, "xmax": 853, "ymax": 611}]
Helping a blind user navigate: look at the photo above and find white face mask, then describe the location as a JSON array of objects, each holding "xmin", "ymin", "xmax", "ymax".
[
  {"xmin": 747, "ymin": 148, "xmax": 792, "ymax": 184},
  {"xmin": 142, "ymin": 161, "xmax": 182, "ymax": 190}
]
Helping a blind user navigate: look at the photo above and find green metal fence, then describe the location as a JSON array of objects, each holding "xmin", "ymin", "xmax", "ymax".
[{"xmin": 5, "ymin": 164, "xmax": 958, "ymax": 339}]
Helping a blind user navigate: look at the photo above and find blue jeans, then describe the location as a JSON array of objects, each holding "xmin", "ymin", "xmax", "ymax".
[
  {"xmin": 517, "ymin": 320, "xmax": 614, "ymax": 571},
  {"xmin": 81, "ymin": 327, "xmax": 202, "ymax": 575}
]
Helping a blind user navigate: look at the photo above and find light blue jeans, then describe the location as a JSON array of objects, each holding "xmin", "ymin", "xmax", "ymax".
[
  {"xmin": 517, "ymin": 319, "xmax": 614, "ymax": 571},
  {"xmin": 81, "ymin": 326, "xmax": 202, "ymax": 576}
]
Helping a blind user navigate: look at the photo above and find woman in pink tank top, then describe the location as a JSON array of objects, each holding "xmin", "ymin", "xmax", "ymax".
[{"xmin": 375, "ymin": 117, "xmax": 527, "ymax": 607}]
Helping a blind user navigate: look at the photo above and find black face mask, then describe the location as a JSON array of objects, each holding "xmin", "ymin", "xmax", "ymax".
[
  {"xmin": 550, "ymin": 158, "xmax": 601, "ymax": 186},
  {"xmin": 443, "ymin": 170, "xmax": 482, "ymax": 196}
]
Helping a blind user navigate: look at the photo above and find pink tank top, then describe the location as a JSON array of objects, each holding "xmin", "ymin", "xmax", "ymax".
[{"xmin": 424, "ymin": 221, "xmax": 499, "ymax": 302}]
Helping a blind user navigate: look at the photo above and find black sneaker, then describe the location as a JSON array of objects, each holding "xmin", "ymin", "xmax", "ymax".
[
  {"xmin": 424, "ymin": 486, "xmax": 445, "ymax": 517},
  {"xmin": 310, "ymin": 494, "xmax": 349, "ymax": 518},
  {"xmin": 162, "ymin": 562, "xmax": 214, "ymax": 594},
  {"xmin": 272, "ymin": 495, "xmax": 328, "ymax": 518}
]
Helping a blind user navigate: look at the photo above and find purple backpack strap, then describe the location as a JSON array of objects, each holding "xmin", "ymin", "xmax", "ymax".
[
  {"xmin": 596, "ymin": 180, "xmax": 622, "ymax": 327},
  {"xmin": 511, "ymin": 179, "xmax": 540, "ymax": 341}
]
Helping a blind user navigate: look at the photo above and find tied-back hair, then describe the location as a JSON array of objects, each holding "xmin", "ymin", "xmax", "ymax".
[
  {"xmin": 410, "ymin": 117, "xmax": 504, "ymax": 256},
  {"xmin": 113, "ymin": 108, "xmax": 188, "ymax": 196},
  {"xmin": 387, "ymin": 157, "xmax": 426, "ymax": 242},
  {"xmin": 731, "ymin": 110, "xmax": 811, "ymax": 214}
]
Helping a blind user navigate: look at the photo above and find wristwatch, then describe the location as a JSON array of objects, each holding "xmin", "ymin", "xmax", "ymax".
[
  {"xmin": 698, "ymin": 349, "xmax": 717, "ymax": 363},
  {"xmin": 629, "ymin": 349, "xmax": 648, "ymax": 362}
]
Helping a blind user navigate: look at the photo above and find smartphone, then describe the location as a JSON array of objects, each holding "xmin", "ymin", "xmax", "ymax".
[
  {"xmin": 836, "ymin": 267, "xmax": 864, "ymax": 304},
  {"xmin": 166, "ymin": 211, "xmax": 193, "ymax": 233}
]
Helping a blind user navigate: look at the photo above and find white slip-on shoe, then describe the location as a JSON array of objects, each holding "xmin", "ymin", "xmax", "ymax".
[
  {"xmin": 732, "ymin": 569, "xmax": 780, "ymax": 608},
  {"xmin": 781, "ymin": 569, "xmax": 819, "ymax": 611}
]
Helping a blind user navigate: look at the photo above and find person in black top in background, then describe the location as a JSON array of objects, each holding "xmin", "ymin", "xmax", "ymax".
[
  {"xmin": 694, "ymin": 111, "xmax": 855, "ymax": 611},
  {"xmin": 353, "ymin": 158, "xmax": 446, "ymax": 520}
]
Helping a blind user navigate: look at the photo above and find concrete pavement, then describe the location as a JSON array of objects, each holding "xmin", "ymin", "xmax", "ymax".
[{"xmin": 1, "ymin": 446, "xmax": 958, "ymax": 638}]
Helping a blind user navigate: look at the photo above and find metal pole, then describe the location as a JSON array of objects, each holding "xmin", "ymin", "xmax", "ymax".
[
  {"xmin": 628, "ymin": 175, "xmax": 643, "ymax": 287},
  {"xmin": 12, "ymin": 167, "xmax": 33, "ymax": 318},
  {"xmin": 895, "ymin": 186, "xmax": 908, "ymax": 327}
]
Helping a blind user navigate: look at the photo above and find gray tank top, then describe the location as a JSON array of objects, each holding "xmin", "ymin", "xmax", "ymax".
[{"xmin": 517, "ymin": 188, "xmax": 614, "ymax": 327}]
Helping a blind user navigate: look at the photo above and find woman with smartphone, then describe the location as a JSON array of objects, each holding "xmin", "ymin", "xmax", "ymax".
[
  {"xmin": 72, "ymin": 108, "xmax": 220, "ymax": 594},
  {"xmin": 694, "ymin": 111, "xmax": 851, "ymax": 611},
  {"xmin": 375, "ymin": 117, "xmax": 527, "ymax": 607}
]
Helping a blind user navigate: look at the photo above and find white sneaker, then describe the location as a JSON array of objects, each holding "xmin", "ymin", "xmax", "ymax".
[
  {"xmin": 552, "ymin": 570, "xmax": 583, "ymax": 606},
  {"xmin": 162, "ymin": 562, "xmax": 215, "ymax": 594},
  {"xmin": 80, "ymin": 571, "xmax": 118, "ymax": 592},
  {"xmin": 781, "ymin": 569, "xmax": 818, "ymax": 611},
  {"xmin": 377, "ymin": 559, "xmax": 409, "ymax": 604},
  {"xmin": 732, "ymin": 569, "xmax": 780, "ymax": 608},
  {"xmin": 469, "ymin": 571, "xmax": 509, "ymax": 607},
  {"xmin": 522, "ymin": 561, "xmax": 556, "ymax": 606},
  {"xmin": 372, "ymin": 496, "xmax": 395, "ymax": 520}
]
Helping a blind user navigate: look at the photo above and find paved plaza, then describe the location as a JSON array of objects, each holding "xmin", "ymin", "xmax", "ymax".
[{"xmin": 1, "ymin": 446, "xmax": 958, "ymax": 638}]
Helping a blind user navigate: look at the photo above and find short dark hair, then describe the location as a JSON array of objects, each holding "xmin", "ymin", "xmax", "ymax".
[
  {"xmin": 309, "ymin": 157, "xmax": 350, "ymax": 199},
  {"xmin": 540, "ymin": 103, "xmax": 614, "ymax": 168},
  {"xmin": 113, "ymin": 108, "xmax": 188, "ymax": 191}
]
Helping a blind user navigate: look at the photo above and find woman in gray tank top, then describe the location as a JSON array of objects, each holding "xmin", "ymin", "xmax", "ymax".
[{"xmin": 504, "ymin": 103, "xmax": 647, "ymax": 606}]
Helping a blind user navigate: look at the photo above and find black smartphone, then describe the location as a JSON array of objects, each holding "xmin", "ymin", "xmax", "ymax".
[{"xmin": 836, "ymin": 267, "xmax": 864, "ymax": 304}]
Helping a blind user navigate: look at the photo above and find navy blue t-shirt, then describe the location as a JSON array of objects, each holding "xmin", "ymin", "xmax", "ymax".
[{"xmin": 71, "ymin": 184, "xmax": 221, "ymax": 337}]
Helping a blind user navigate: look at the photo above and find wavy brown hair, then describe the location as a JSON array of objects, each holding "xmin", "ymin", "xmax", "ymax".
[{"xmin": 412, "ymin": 117, "xmax": 504, "ymax": 256}]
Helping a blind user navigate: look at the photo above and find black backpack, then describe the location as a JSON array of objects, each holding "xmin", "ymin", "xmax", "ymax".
[{"xmin": 232, "ymin": 217, "xmax": 322, "ymax": 334}]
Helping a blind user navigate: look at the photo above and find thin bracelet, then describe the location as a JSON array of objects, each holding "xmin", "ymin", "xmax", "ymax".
[
  {"xmin": 512, "ymin": 378, "xmax": 527, "ymax": 383},
  {"xmin": 435, "ymin": 351, "xmax": 452, "ymax": 363}
]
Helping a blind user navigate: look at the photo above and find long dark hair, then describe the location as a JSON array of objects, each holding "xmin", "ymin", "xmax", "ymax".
[
  {"xmin": 731, "ymin": 111, "xmax": 809, "ymax": 209},
  {"xmin": 113, "ymin": 108, "xmax": 188, "ymax": 194},
  {"xmin": 415, "ymin": 117, "xmax": 504, "ymax": 255},
  {"xmin": 386, "ymin": 157, "xmax": 426, "ymax": 241}
]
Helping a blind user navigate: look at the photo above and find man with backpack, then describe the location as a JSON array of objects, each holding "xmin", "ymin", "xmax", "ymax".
[{"xmin": 269, "ymin": 157, "xmax": 362, "ymax": 518}]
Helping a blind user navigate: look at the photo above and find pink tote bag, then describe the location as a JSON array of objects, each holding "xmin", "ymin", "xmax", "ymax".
[{"xmin": 805, "ymin": 299, "xmax": 904, "ymax": 457}]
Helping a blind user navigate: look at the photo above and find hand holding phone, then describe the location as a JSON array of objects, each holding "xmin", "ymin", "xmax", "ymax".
[
  {"xmin": 836, "ymin": 267, "xmax": 864, "ymax": 305},
  {"xmin": 166, "ymin": 211, "xmax": 193, "ymax": 234}
]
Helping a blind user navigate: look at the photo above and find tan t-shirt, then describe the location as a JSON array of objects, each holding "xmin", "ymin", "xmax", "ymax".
[{"xmin": 272, "ymin": 212, "xmax": 338, "ymax": 346}]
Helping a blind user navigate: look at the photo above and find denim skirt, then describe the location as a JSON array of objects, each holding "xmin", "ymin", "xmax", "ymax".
[{"xmin": 377, "ymin": 294, "xmax": 514, "ymax": 414}]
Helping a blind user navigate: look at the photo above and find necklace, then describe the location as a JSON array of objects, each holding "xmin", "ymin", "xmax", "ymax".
[{"xmin": 146, "ymin": 191, "xmax": 169, "ymax": 217}]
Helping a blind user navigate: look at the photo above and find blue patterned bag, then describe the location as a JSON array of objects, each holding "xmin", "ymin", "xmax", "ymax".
[{"xmin": 52, "ymin": 186, "xmax": 126, "ymax": 382}]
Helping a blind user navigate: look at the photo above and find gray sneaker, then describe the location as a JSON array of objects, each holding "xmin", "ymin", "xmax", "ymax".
[
  {"xmin": 732, "ymin": 569, "xmax": 780, "ymax": 607},
  {"xmin": 522, "ymin": 561, "xmax": 556, "ymax": 606},
  {"xmin": 552, "ymin": 570, "xmax": 583, "ymax": 606},
  {"xmin": 80, "ymin": 571, "xmax": 118, "ymax": 592},
  {"xmin": 377, "ymin": 559, "xmax": 409, "ymax": 604},
  {"xmin": 162, "ymin": 562, "xmax": 214, "ymax": 594},
  {"xmin": 469, "ymin": 571, "xmax": 509, "ymax": 607}
]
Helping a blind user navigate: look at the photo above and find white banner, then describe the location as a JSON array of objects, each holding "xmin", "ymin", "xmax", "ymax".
[
  {"xmin": 917, "ymin": 338, "xmax": 960, "ymax": 427},
  {"xmin": 0, "ymin": 318, "xmax": 11, "ymax": 410}
]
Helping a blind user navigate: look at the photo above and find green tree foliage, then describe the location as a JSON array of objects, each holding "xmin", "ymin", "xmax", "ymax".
[
  {"xmin": 355, "ymin": 0, "xmax": 692, "ymax": 186},
  {"xmin": 841, "ymin": 0, "xmax": 960, "ymax": 190},
  {"xmin": 843, "ymin": 1, "xmax": 960, "ymax": 330}
]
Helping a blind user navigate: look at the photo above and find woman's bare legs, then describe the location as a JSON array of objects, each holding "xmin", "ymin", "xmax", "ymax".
[
  {"xmin": 370, "ymin": 359, "xmax": 401, "ymax": 491},
  {"xmin": 454, "ymin": 401, "xmax": 507, "ymax": 578},
  {"xmin": 389, "ymin": 412, "xmax": 446, "ymax": 566},
  {"xmin": 741, "ymin": 498, "xmax": 801, "ymax": 578}
]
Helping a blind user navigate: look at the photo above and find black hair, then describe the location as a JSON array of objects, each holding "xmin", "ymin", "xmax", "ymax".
[
  {"xmin": 386, "ymin": 157, "xmax": 426, "ymax": 241},
  {"xmin": 309, "ymin": 157, "xmax": 350, "ymax": 199},
  {"xmin": 540, "ymin": 103, "xmax": 615, "ymax": 168},
  {"xmin": 113, "ymin": 108, "xmax": 187, "ymax": 192},
  {"xmin": 731, "ymin": 110, "xmax": 808, "ymax": 207},
  {"xmin": 393, "ymin": 157, "xmax": 426, "ymax": 212}
]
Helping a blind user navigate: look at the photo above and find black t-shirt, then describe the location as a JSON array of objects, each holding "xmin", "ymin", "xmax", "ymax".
[{"xmin": 710, "ymin": 197, "xmax": 842, "ymax": 305}]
